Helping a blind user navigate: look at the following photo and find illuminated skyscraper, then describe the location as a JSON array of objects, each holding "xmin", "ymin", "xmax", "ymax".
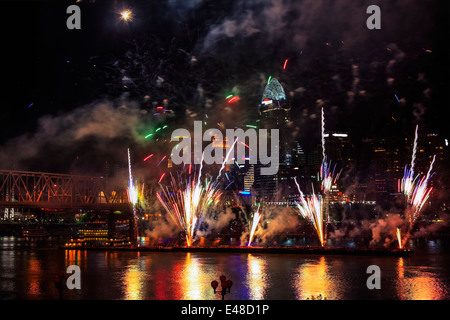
[
  {"xmin": 244, "ymin": 165, "xmax": 255, "ymax": 192},
  {"xmin": 253, "ymin": 78, "xmax": 297, "ymax": 201},
  {"xmin": 259, "ymin": 78, "xmax": 291, "ymax": 134},
  {"xmin": 323, "ymin": 132, "xmax": 354, "ymax": 171}
]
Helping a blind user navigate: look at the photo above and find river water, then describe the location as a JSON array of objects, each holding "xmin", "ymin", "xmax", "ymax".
[{"xmin": 1, "ymin": 236, "xmax": 450, "ymax": 300}]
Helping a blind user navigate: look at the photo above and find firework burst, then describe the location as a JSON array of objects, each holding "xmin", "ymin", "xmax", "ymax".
[
  {"xmin": 399, "ymin": 166, "xmax": 418, "ymax": 199},
  {"xmin": 156, "ymin": 169, "xmax": 222, "ymax": 246},
  {"xmin": 402, "ymin": 154, "xmax": 436, "ymax": 246},
  {"xmin": 127, "ymin": 148, "xmax": 143, "ymax": 246},
  {"xmin": 320, "ymin": 157, "xmax": 341, "ymax": 194},
  {"xmin": 320, "ymin": 108, "xmax": 341, "ymax": 221},
  {"xmin": 127, "ymin": 148, "xmax": 141, "ymax": 206},
  {"xmin": 396, "ymin": 126, "xmax": 436, "ymax": 248},
  {"xmin": 407, "ymin": 155, "xmax": 435, "ymax": 223},
  {"xmin": 156, "ymin": 139, "xmax": 238, "ymax": 246},
  {"xmin": 396, "ymin": 228, "xmax": 403, "ymax": 249},
  {"xmin": 399, "ymin": 125, "xmax": 419, "ymax": 199},
  {"xmin": 247, "ymin": 205, "xmax": 262, "ymax": 247},
  {"xmin": 294, "ymin": 178, "xmax": 326, "ymax": 246}
]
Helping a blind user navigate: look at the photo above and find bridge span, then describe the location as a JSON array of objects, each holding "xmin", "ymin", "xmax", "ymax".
[
  {"xmin": 0, "ymin": 169, "xmax": 139, "ymax": 245},
  {"xmin": 0, "ymin": 169, "xmax": 131, "ymax": 212}
]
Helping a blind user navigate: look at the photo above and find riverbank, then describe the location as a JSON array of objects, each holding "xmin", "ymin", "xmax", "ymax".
[{"xmin": 61, "ymin": 244, "xmax": 413, "ymax": 256}]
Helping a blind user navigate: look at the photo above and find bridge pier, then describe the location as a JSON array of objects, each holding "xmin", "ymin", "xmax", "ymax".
[{"xmin": 107, "ymin": 212, "xmax": 116, "ymax": 238}]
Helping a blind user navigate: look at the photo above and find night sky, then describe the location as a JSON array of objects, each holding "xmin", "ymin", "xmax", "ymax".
[{"xmin": 0, "ymin": 0, "xmax": 449, "ymax": 175}]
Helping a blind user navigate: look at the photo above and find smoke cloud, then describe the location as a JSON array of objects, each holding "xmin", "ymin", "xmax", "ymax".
[
  {"xmin": 411, "ymin": 214, "xmax": 450, "ymax": 239},
  {"xmin": 144, "ymin": 216, "xmax": 180, "ymax": 243},
  {"xmin": 258, "ymin": 207, "xmax": 299, "ymax": 244},
  {"xmin": 196, "ymin": 207, "xmax": 236, "ymax": 239},
  {"xmin": 369, "ymin": 214, "xmax": 403, "ymax": 247},
  {"xmin": 240, "ymin": 206, "xmax": 299, "ymax": 245},
  {"xmin": 200, "ymin": 0, "xmax": 433, "ymax": 53},
  {"xmin": 0, "ymin": 99, "xmax": 149, "ymax": 175}
]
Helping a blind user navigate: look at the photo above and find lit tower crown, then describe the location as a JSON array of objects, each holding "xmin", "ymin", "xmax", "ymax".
[
  {"xmin": 261, "ymin": 78, "xmax": 286, "ymax": 102},
  {"xmin": 259, "ymin": 77, "xmax": 291, "ymax": 125}
]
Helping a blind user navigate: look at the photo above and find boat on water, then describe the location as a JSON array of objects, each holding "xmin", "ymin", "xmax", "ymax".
[{"xmin": 64, "ymin": 228, "xmax": 131, "ymax": 248}]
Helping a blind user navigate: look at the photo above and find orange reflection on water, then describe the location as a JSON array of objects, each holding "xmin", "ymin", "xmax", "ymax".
[
  {"xmin": 27, "ymin": 258, "xmax": 41, "ymax": 296},
  {"xmin": 247, "ymin": 254, "xmax": 268, "ymax": 300},
  {"xmin": 64, "ymin": 250, "xmax": 88, "ymax": 271},
  {"xmin": 123, "ymin": 264, "xmax": 146, "ymax": 300},
  {"xmin": 174, "ymin": 253, "xmax": 221, "ymax": 299},
  {"xmin": 295, "ymin": 256, "xmax": 333, "ymax": 300},
  {"xmin": 180, "ymin": 253, "xmax": 204, "ymax": 299},
  {"xmin": 65, "ymin": 249, "xmax": 79, "ymax": 265},
  {"xmin": 396, "ymin": 258, "xmax": 446, "ymax": 300}
]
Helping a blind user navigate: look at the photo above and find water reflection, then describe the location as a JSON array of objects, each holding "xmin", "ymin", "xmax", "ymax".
[
  {"xmin": 122, "ymin": 265, "xmax": 146, "ymax": 299},
  {"xmin": 396, "ymin": 257, "xmax": 447, "ymax": 300},
  {"xmin": 154, "ymin": 268, "xmax": 170, "ymax": 300},
  {"xmin": 247, "ymin": 254, "xmax": 268, "ymax": 300},
  {"xmin": 295, "ymin": 256, "xmax": 333, "ymax": 300},
  {"xmin": 1, "ymin": 236, "xmax": 450, "ymax": 300},
  {"xmin": 64, "ymin": 250, "xmax": 87, "ymax": 267},
  {"xmin": 27, "ymin": 256, "xmax": 41, "ymax": 296},
  {"xmin": 180, "ymin": 252, "xmax": 203, "ymax": 299}
]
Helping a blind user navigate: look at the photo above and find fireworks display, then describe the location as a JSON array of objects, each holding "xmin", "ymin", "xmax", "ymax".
[
  {"xmin": 131, "ymin": 100, "xmax": 436, "ymax": 251},
  {"xmin": 247, "ymin": 205, "xmax": 262, "ymax": 247},
  {"xmin": 289, "ymin": 109, "xmax": 344, "ymax": 247},
  {"xmin": 399, "ymin": 166, "xmax": 417, "ymax": 200},
  {"xmin": 320, "ymin": 158, "xmax": 341, "ymax": 194},
  {"xmin": 399, "ymin": 125, "xmax": 436, "ymax": 247},
  {"xmin": 294, "ymin": 178, "xmax": 325, "ymax": 246},
  {"xmin": 156, "ymin": 140, "xmax": 238, "ymax": 246},
  {"xmin": 320, "ymin": 108, "xmax": 341, "ymax": 193},
  {"xmin": 143, "ymin": 154, "xmax": 154, "ymax": 162},
  {"xmin": 321, "ymin": 108, "xmax": 326, "ymax": 160},
  {"xmin": 406, "ymin": 155, "xmax": 435, "ymax": 224},
  {"xmin": 127, "ymin": 148, "xmax": 139, "ymax": 206},
  {"xmin": 0, "ymin": 1, "xmax": 443, "ymax": 255},
  {"xmin": 156, "ymin": 168, "xmax": 222, "ymax": 247},
  {"xmin": 227, "ymin": 96, "xmax": 240, "ymax": 104},
  {"xmin": 399, "ymin": 125, "xmax": 419, "ymax": 199},
  {"xmin": 127, "ymin": 148, "xmax": 143, "ymax": 246},
  {"xmin": 396, "ymin": 228, "xmax": 403, "ymax": 249}
]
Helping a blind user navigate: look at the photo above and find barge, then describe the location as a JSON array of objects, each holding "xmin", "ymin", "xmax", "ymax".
[{"xmin": 61, "ymin": 244, "xmax": 413, "ymax": 256}]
